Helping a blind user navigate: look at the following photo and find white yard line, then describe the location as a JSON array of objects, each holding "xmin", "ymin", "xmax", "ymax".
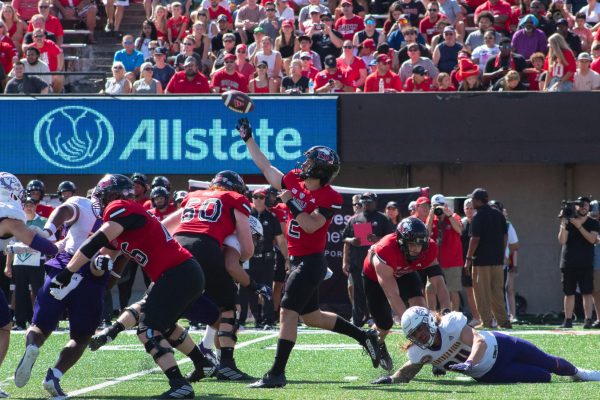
[{"xmin": 68, "ymin": 333, "xmax": 278, "ymax": 397}]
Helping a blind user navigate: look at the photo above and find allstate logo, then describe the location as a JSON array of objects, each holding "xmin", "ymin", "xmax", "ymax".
[{"xmin": 34, "ymin": 106, "xmax": 114, "ymax": 169}]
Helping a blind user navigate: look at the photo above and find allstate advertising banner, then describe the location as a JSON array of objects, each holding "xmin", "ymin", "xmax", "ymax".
[{"xmin": 1, "ymin": 96, "xmax": 337, "ymax": 174}]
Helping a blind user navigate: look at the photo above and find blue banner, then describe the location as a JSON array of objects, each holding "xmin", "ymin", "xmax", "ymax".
[{"xmin": 2, "ymin": 96, "xmax": 337, "ymax": 174}]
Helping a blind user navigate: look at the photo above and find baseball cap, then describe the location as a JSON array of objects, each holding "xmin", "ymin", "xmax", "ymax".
[
  {"xmin": 361, "ymin": 38, "xmax": 375, "ymax": 50},
  {"xmin": 257, "ymin": 60, "xmax": 268, "ymax": 68},
  {"xmin": 282, "ymin": 19, "xmax": 293, "ymax": 28},
  {"xmin": 254, "ymin": 26, "xmax": 265, "ymax": 34},
  {"xmin": 300, "ymin": 51, "xmax": 312, "ymax": 59},
  {"xmin": 360, "ymin": 192, "xmax": 377, "ymax": 202},
  {"xmin": 224, "ymin": 53, "xmax": 235, "ymax": 61},
  {"xmin": 578, "ymin": 52, "xmax": 592, "ymax": 61},
  {"xmin": 154, "ymin": 47, "xmax": 167, "ymax": 55},
  {"xmin": 253, "ymin": 188, "xmax": 267, "ymax": 196},
  {"xmin": 415, "ymin": 196, "xmax": 430, "ymax": 206},
  {"xmin": 324, "ymin": 54, "xmax": 336, "ymax": 68},
  {"xmin": 556, "ymin": 18, "xmax": 568, "ymax": 26},
  {"xmin": 184, "ymin": 56, "xmax": 197, "ymax": 66},
  {"xmin": 470, "ymin": 188, "xmax": 489, "ymax": 202},
  {"xmin": 376, "ymin": 53, "xmax": 390, "ymax": 64},
  {"xmin": 217, "ymin": 14, "xmax": 228, "ymax": 22},
  {"xmin": 443, "ymin": 26, "xmax": 456, "ymax": 33},
  {"xmin": 431, "ymin": 194, "xmax": 446, "ymax": 205},
  {"xmin": 408, "ymin": 200, "xmax": 416, "ymax": 211},
  {"xmin": 386, "ymin": 201, "xmax": 399, "ymax": 209},
  {"xmin": 412, "ymin": 65, "xmax": 427, "ymax": 75},
  {"xmin": 309, "ymin": 5, "xmax": 321, "ymax": 13}
]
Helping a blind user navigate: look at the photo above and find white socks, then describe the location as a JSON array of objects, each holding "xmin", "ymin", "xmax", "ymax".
[{"xmin": 202, "ymin": 326, "xmax": 216, "ymax": 350}]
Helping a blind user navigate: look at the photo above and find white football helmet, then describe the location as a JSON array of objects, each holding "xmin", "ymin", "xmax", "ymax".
[
  {"xmin": 401, "ymin": 306, "xmax": 437, "ymax": 349},
  {"xmin": 0, "ymin": 172, "xmax": 24, "ymax": 205}
]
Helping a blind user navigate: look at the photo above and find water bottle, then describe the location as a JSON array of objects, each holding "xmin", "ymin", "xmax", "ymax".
[
  {"xmin": 308, "ymin": 80, "xmax": 315, "ymax": 94},
  {"xmin": 379, "ymin": 78, "xmax": 385, "ymax": 93}
]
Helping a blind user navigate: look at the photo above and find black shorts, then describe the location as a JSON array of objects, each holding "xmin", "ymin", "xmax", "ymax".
[
  {"xmin": 175, "ymin": 233, "xmax": 237, "ymax": 310},
  {"xmin": 561, "ymin": 268, "xmax": 594, "ymax": 296},
  {"xmin": 273, "ymin": 249, "xmax": 286, "ymax": 283},
  {"xmin": 417, "ymin": 264, "xmax": 443, "ymax": 284},
  {"xmin": 281, "ymin": 253, "xmax": 327, "ymax": 315},
  {"xmin": 363, "ymin": 271, "xmax": 423, "ymax": 331},
  {"xmin": 142, "ymin": 258, "xmax": 204, "ymax": 333}
]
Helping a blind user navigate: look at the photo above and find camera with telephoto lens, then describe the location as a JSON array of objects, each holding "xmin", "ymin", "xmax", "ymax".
[
  {"xmin": 433, "ymin": 205, "xmax": 445, "ymax": 216},
  {"xmin": 559, "ymin": 200, "xmax": 577, "ymax": 219}
]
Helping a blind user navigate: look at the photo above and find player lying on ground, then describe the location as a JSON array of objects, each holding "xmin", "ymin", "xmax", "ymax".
[{"xmin": 373, "ymin": 306, "xmax": 600, "ymax": 384}]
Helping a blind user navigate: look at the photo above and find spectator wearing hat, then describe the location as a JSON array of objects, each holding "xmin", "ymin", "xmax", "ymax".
[
  {"xmin": 464, "ymin": 187, "xmax": 511, "ymax": 330},
  {"xmin": 299, "ymin": 51, "xmax": 320, "ymax": 78},
  {"xmin": 471, "ymin": 29, "xmax": 500, "ymax": 71},
  {"xmin": 483, "ymin": 38, "xmax": 527, "ymax": 86},
  {"xmin": 399, "ymin": 0, "xmax": 427, "ymax": 27},
  {"xmin": 235, "ymin": 43, "xmax": 257, "ymax": 81},
  {"xmin": 342, "ymin": 192, "xmax": 395, "ymax": 327},
  {"xmin": 403, "ymin": 64, "xmax": 433, "ymax": 91},
  {"xmin": 491, "ymin": 69, "xmax": 528, "ymax": 90},
  {"xmin": 456, "ymin": 57, "xmax": 485, "ymax": 90},
  {"xmin": 165, "ymin": 55, "xmax": 210, "ymax": 93},
  {"xmin": 396, "ymin": 29, "xmax": 432, "ymax": 65},
  {"xmin": 298, "ymin": 0, "xmax": 328, "ymax": 31},
  {"xmin": 302, "ymin": 4, "xmax": 323, "ymax": 34},
  {"xmin": 353, "ymin": 14, "xmax": 386, "ymax": 49},
  {"xmin": 364, "ymin": 53, "xmax": 403, "ymax": 91},
  {"xmin": 385, "ymin": 201, "xmax": 401, "ymax": 225},
  {"xmin": 556, "ymin": 18, "xmax": 582, "ymax": 55},
  {"xmin": 573, "ymin": 51, "xmax": 600, "ymax": 89},
  {"xmin": 432, "ymin": 25, "xmax": 463, "ymax": 73},
  {"xmin": 408, "ymin": 200, "xmax": 417, "ymax": 216},
  {"xmin": 314, "ymin": 54, "xmax": 354, "ymax": 91},
  {"xmin": 275, "ymin": 0, "xmax": 295, "ymax": 21},
  {"xmin": 356, "ymin": 37, "xmax": 376, "ymax": 65},
  {"xmin": 414, "ymin": 196, "xmax": 431, "ymax": 222},
  {"xmin": 387, "ymin": 24, "xmax": 427, "ymax": 51},
  {"xmin": 292, "ymin": 34, "xmax": 323, "ymax": 69},
  {"xmin": 544, "ymin": 32, "xmax": 576, "ymax": 91},
  {"xmin": 310, "ymin": 10, "xmax": 344, "ymax": 64},
  {"xmin": 248, "ymin": 27, "xmax": 266, "ymax": 58},
  {"xmin": 335, "ymin": 0, "xmax": 365, "ymax": 41},
  {"xmin": 249, "ymin": 59, "xmax": 272, "ymax": 92},
  {"xmin": 511, "ymin": 14, "xmax": 548, "ymax": 60},
  {"xmin": 573, "ymin": 12, "xmax": 593, "ymax": 52},
  {"xmin": 151, "ymin": 47, "xmax": 176, "ymax": 89},
  {"xmin": 337, "ymin": 39, "xmax": 367, "ymax": 89},
  {"xmin": 211, "ymin": 52, "xmax": 250, "ymax": 92},
  {"xmin": 474, "ymin": 0, "xmax": 515, "ymax": 35},
  {"xmin": 258, "ymin": 1, "xmax": 282, "ymax": 41},
  {"xmin": 399, "ymin": 42, "xmax": 438, "ymax": 81},
  {"xmin": 579, "ymin": 0, "xmax": 600, "ymax": 24},
  {"xmin": 235, "ymin": 0, "xmax": 267, "ymax": 44},
  {"xmin": 275, "ymin": 19, "xmax": 299, "ymax": 73},
  {"xmin": 211, "ymin": 15, "xmax": 245, "ymax": 53}
]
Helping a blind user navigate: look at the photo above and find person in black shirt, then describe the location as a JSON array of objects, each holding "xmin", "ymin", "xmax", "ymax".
[
  {"xmin": 460, "ymin": 198, "xmax": 482, "ymax": 326},
  {"xmin": 483, "ymin": 38, "xmax": 527, "ymax": 87},
  {"xmin": 342, "ymin": 192, "xmax": 395, "ymax": 327},
  {"xmin": 558, "ymin": 196, "xmax": 599, "ymax": 329},
  {"xmin": 464, "ymin": 188, "xmax": 510, "ymax": 329},
  {"xmin": 4, "ymin": 62, "xmax": 49, "ymax": 94},
  {"xmin": 556, "ymin": 18, "xmax": 582, "ymax": 56},
  {"xmin": 310, "ymin": 11, "xmax": 343, "ymax": 65},
  {"xmin": 281, "ymin": 59, "xmax": 309, "ymax": 93}
]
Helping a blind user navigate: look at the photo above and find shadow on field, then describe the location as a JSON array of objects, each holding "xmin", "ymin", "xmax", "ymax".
[{"xmin": 342, "ymin": 385, "xmax": 476, "ymax": 394}]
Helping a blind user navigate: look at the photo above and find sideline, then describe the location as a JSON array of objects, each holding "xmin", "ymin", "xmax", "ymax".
[{"xmin": 68, "ymin": 332, "xmax": 278, "ymax": 397}]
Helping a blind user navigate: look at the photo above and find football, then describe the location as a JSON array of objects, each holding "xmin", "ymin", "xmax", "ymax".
[{"xmin": 221, "ymin": 90, "xmax": 255, "ymax": 114}]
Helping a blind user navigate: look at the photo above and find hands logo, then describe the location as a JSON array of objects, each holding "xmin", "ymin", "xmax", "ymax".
[{"xmin": 34, "ymin": 106, "xmax": 114, "ymax": 169}]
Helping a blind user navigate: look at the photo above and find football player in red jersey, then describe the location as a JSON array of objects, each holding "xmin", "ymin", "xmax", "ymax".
[
  {"xmin": 148, "ymin": 186, "xmax": 177, "ymax": 221},
  {"xmin": 362, "ymin": 217, "xmax": 438, "ymax": 372},
  {"xmin": 25, "ymin": 180, "xmax": 54, "ymax": 218},
  {"xmin": 130, "ymin": 173, "xmax": 150, "ymax": 207},
  {"xmin": 54, "ymin": 174, "xmax": 206, "ymax": 399},
  {"xmin": 162, "ymin": 170, "xmax": 257, "ymax": 381},
  {"xmin": 236, "ymin": 119, "xmax": 382, "ymax": 389}
]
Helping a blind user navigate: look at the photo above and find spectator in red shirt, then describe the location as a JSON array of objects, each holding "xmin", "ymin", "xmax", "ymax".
[
  {"xmin": 0, "ymin": 39, "xmax": 17, "ymax": 81},
  {"xmin": 456, "ymin": 56, "xmax": 485, "ymax": 90},
  {"xmin": 337, "ymin": 39, "xmax": 367, "ymax": 89},
  {"xmin": 474, "ymin": 0, "xmax": 515, "ymax": 35},
  {"xmin": 335, "ymin": 0, "xmax": 365, "ymax": 41},
  {"xmin": 11, "ymin": 0, "xmax": 39, "ymax": 22},
  {"xmin": 27, "ymin": 0, "xmax": 62, "ymax": 45},
  {"xmin": 314, "ymin": 54, "xmax": 354, "ymax": 92},
  {"xmin": 50, "ymin": 0, "xmax": 97, "ymax": 43},
  {"xmin": 207, "ymin": 0, "xmax": 233, "ymax": 29},
  {"xmin": 363, "ymin": 53, "xmax": 403, "ymax": 92},
  {"xmin": 523, "ymin": 51, "xmax": 546, "ymax": 90},
  {"xmin": 235, "ymin": 43, "xmax": 256, "ymax": 82},
  {"xmin": 27, "ymin": 27, "xmax": 63, "ymax": 92},
  {"xmin": 211, "ymin": 53, "xmax": 249, "ymax": 92},
  {"xmin": 300, "ymin": 51, "xmax": 319, "ymax": 79},
  {"xmin": 165, "ymin": 56, "xmax": 210, "ymax": 93},
  {"xmin": 1, "ymin": 5, "xmax": 27, "ymax": 51},
  {"xmin": 435, "ymin": 72, "xmax": 456, "ymax": 90},
  {"xmin": 420, "ymin": 1, "xmax": 447, "ymax": 44},
  {"xmin": 590, "ymin": 43, "xmax": 600, "ymax": 73},
  {"xmin": 382, "ymin": 1, "xmax": 404, "ymax": 35},
  {"xmin": 544, "ymin": 32, "xmax": 576, "ymax": 91},
  {"xmin": 404, "ymin": 64, "xmax": 433, "ymax": 91},
  {"xmin": 167, "ymin": 2, "xmax": 189, "ymax": 51}
]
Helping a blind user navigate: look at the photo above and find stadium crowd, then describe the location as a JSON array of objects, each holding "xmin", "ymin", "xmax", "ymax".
[{"xmin": 2, "ymin": 0, "xmax": 600, "ymax": 92}]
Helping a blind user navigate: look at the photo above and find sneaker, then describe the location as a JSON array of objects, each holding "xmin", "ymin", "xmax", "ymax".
[
  {"xmin": 572, "ymin": 368, "xmax": 600, "ymax": 382},
  {"xmin": 378, "ymin": 341, "xmax": 393, "ymax": 372},
  {"xmin": 14, "ymin": 344, "xmax": 40, "ymax": 388},
  {"xmin": 262, "ymin": 324, "xmax": 274, "ymax": 331},
  {"xmin": 361, "ymin": 329, "xmax": 381, "ymax": 369},
  {"xmin": 432, "ymin": 365, "xmax": 446, "ymax": 376},
  {"xmin": 42, "ymin": 368, "xmax": 67, "ymax": 398},
  {"xmin": 560, "ymin": 319, "xmax": 573, "ymax": 329},
  {"xmin": 185, "ymin": 357, "xmax": 217, "ymax": 382},
  {"xmin": 157, "ymin": 378, "xmax": 194, "ymax": 399},
  {"xmin": 371, "ymin": 375, "xmax": 393, "ymax": 384},
  {"xmin": 583, "ymin": 318, "xmax": 593, "ymax": 329},
  {"xmin": 247, "ymin": 372, "xmax": 286, "ymax": 388},
  {"xmin": 89, "ymin": 328, "xmax": 112, "ymax": 351},
  {"xmin": 198, "ymin": 343, "xmax": 219, "ymax": 375},
  {"xmin": 0, "ymin": 388, "xmax": 8, "ymax": 398},
  {"xmin": 216, "ymin": 361, "xmax": 253, "ymax": 381},
  {"xmin": 592, "ymin": 320, "xmax": 600, "ymax": 329},
  {"xmin": 104, "ymin": 22, "xmax": 113, "ymax": 33}
]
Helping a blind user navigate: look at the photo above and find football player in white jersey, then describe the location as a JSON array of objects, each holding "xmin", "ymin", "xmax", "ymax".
[{"xmin": 373, "ymin": 306, "xmax": 600, "ymax": 385}]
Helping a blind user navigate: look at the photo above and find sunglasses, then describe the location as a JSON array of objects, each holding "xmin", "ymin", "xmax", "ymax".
[
  {"xmin": 39, "ymin": 5, "xmax": 50, "ymax": 8},
  {"xmin": 198, "ymin": 13, "xmax": 207, "ymax": 16},
  {"xmin": 123, "ymin": 41, "xmax": 134, "ymax": 45},
  {"xmin": 184, "ymin": 42, "xmax": 194, "ymax": 45},
  {"xmin": 112, "ymin": 66, "xmax": 124, "ymax": 69},
  {"xmin": 257, "ymin": 64, "xmax": 268, "ymax": 68},
  {"xmin": 34, "ymin": 34, "xmax": 45, "ymax": 38},
  {"xmin": 428, "ymin": 8, "xmax": 438, "ymax": 11},
  {"xmin": 266, "ymin": 8, "xmax": 275, "ymax": 11},
  {"xmin": 343, "ymin": 45, "xmax": 353, "ymax": 49},
  {"xmin": 237, "ymin": 50, "xmax": 246, "ymax": 53},
  {"xmin": 223, "ymin": 39, "xmax": 234, "ymax": 43},
  {"xmin": 253, "ymin": 195, "xmax": 265, "ymax": 199},
  {"xmin": 224, "ymin": 60, "xmax": 235, "ymax": 63}
]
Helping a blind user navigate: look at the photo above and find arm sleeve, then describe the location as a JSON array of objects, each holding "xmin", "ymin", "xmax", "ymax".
[{"xmin": 110, "ymin": 214, "xmax": 147, "ymax": 230}]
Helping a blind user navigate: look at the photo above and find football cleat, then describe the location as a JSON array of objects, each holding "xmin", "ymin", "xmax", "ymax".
[
  {"xmin": 371, "ymin": 375, "xmax": 393, "ymax": 385},
  {"xmin": 432, "ymin": 365, "xmax": 447, "ymax": 376},
  {"xmin": 199, "ymin": 343, "xmax": 218, "ymax": 365},
  {"xmin": 378, "ymin": 341, "xmax": 394, "ymax": 372},
  {"xmin": 572, "ymin": 368, "xmax": 600, "ymax": 382},
  {"xmin": 89, "ymin": 328, "xmax": 113, "ymax": 351},
  {"xmin": 42, "ymin": 368, "xmax": 67, "ymax": 398},
  {"xmin": 247, "ymin": 372, "xmax": 287, "ymax": 388},
  {"xmin": 186, "ymin": 358, "xmax": 217, "ymax": 382},
  {"xmin": 157, "ymin": 379, "xmax": 194, "ymax": 399},
  {"xmin": 14, "ymin": 344, "xmax": 40, "ymax": 388},
  {"xmin": 361, "ymin": 329, "xmax": 381, "ymax": 368},
  {"xmin": 216, "ymin": 361, "xmax": 253, "ymax": 381}
]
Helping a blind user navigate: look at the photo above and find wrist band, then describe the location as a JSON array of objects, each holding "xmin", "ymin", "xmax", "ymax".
[{"xmin": 286, "ymin": 198, "xmax": 303, "ymax": 218}]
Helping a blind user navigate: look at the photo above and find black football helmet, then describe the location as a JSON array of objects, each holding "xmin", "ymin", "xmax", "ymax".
[
  {"xmin": 57, "ymin": 181, "xmax": 77, "ymax": 202},
  {"xmin": 210, "ymin": 170, "xmax": 245, "ymax": 194},
  {"xmin": 151, "ymin": 176, "xmax": 171, "ymax": 192},
  {"xmin": 265, "ymin": 186, "xmax": 280, "ymax": 207},
  {"xmin": 298, "ymin": 146, "xmax": 340, "ymax": 185},
  {"xmin": 174, "ymin": 190, "xmax": 188, "ymax": 205},
  {"xmin": 131, "ymin": 172, "xmax": 148, "ymax": 194},
  {"xmin": 26, "ymin": 179, "xmax": 46, "ymax": 197},
  {"xmin": 150, "ymin": 186, "xmax": 170, "ymax": 209},
  {"xmin": 396, "ymin": 217, "xmax": 429, "ymax": 261},
  {"xmin": 91, "ymin": 174, "xmax": 135, "ymax": 218}
]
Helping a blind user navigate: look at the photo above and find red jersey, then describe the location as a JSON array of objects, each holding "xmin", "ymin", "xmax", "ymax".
[
  {"xmin": 175, "ymin": 189, "xmax": 251, "ymax": 246},
  {"xmin": 474, "ymin": 0, "xmax": 513, "ymax": 33},
  {"xmin": 269, "ymin": 203, "xmax": 288, "ymax": 224},
  {"xmin": 419, "ymin": 14, "xmax": 446, "ymax": 44},
  {"xmin": 314, "ymin": 69, "xmax": 352, "ymax": 92},
  {"xmin": 364, "ymin": 70, "xmax": 403, "ymax": 92},
  {"xmin": 336, "ymin": 56, "xmax": 366, "ymax": 87},
  {"xmin": 430, "ymin": 214, "xmax": 463, "ymax": 268},
  {"xmin": 27, "ymin": 39, "xmax": 62, "ymax": 71},
  {"xmin": 592, "ymin": 58, "xmax": 600, "ymax": 75},
  {"xmin": 36, "ymin": 204, "xmax": 54, "ymax": 218},
  {"xmin": 103, "ymin": 200, "xmax": 192, "ymax": 282},
  {"xmin": 404, "ymin": 76, "xmax": 432, "ymax": 92},
  {"xmin": 544, "ymin": 49, "xmax": 577, "ymax": 82},
  {"xmin": 27, "ymin": 15, "xmax": 64, "ymax": 37},
  {"xmin": 282, "ymin": 170, "xmax": 342, "ymax": 256},
  {"xmin": 167, "ymin": 15, "xmax": 189, "ymax": 40},
  {"xmin": 301, "ymin": 66, "xmax": 319, "ymax": 80},
  {"xmin": 148, "ymin": 203, "xmax": 178, "ymax": 221},
  {"xmin": 211, "ymin": 69, "xmax": 249, "ymax": 93},
  {"xmin": 0, "ymin": 42, "xmax": 16, "ymax": 77},
  {"xmin": 208, "ymin": 6, "xmax": 233, "ymax": 24},
  {"xmin": 165, "ymin": 71, "xmax": 210, "ymax": 93},
  {"xmin": 136, "ymin": 197, "xmax": 150, "ymax": 209},
  {"xmin": 363, "ymin": 233, "xmax": 438, "ymax": 282},
  {"xmin": 334, "ymin": 15, "xmax": 365, "ymax": 41}
]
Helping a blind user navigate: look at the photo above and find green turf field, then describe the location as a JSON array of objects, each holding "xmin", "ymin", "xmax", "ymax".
[{"xmin": 2, "ymin": 326, "xmax": 599, "ymax": 399}]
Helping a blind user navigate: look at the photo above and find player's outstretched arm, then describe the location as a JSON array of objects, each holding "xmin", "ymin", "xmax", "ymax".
[
  {"xmin": 372, "ymin": 361, "xmax": 423, "ymax": 384},
  {"xmin": 237, "ymin": 118, "xmax": 284, "ymax": 189},
  {"xmin": 4, "ymin": 218, "xmax": 58, "ymax": 255}
]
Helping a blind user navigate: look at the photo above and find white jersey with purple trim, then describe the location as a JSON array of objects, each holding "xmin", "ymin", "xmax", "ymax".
[
  {"xmin": 407, "ymin": 312, "xmax": 498, "ymax": 378},
  {"xmin": 60, "ymin": 196, "xmax": 100, "ymax": 255},
  {"xmin": 0, "ymin": 202, "xmax": 27, "ymax": 251}
]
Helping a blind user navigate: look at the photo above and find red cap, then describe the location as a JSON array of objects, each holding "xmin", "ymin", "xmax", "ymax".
[
  {"xmin": 253, "ymin": 187, "xmax": 267, "ymax": 196},
  {"xmin": 282, "ymin": 19, "xmax": 293, "ymax": 28},
  {"xmin": 224, "ymin": 53, "xmax": 236, "ymax": 61},
  {"xmin": 341, "ymin": 0, "xmax": 352, "ymax": 5},
  {"xmin": 361, "ymin": 38, "xmax": 375, "ymax": 50},
  {"xmin": 415, "ymin": 196, "xmax": 430, "ymax": 206},
  {"xmin": 236, "ymin": 44, "xmax": 247, "ymax": 52},
  {"xmin": 376, "ymin": 54, "xmax": 390, "ymax": 64}
]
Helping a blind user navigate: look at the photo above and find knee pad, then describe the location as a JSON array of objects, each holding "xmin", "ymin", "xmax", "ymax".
[
  {"xmin": 218, "ymin": 311, "xmax": 239, "ymax": 343},
  {"xmin": 167, "ymin": 327, "xmax": 188, "ymax": 348},
  {"xmin": 124, "ymin": 306, "xmax": 141, "ymax": 324},
  {"xmin": 140, "ymin": 328, "xmax": 174, "ymax": 360}
]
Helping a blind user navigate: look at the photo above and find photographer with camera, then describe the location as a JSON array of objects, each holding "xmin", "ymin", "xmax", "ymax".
[
  {"xmin": 426, "ymin": 194, "xmax": 463, "ymax": 312},
  {"xmin": 558, "ymin": 196, "xmax": 599, "ymax": 329}
]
